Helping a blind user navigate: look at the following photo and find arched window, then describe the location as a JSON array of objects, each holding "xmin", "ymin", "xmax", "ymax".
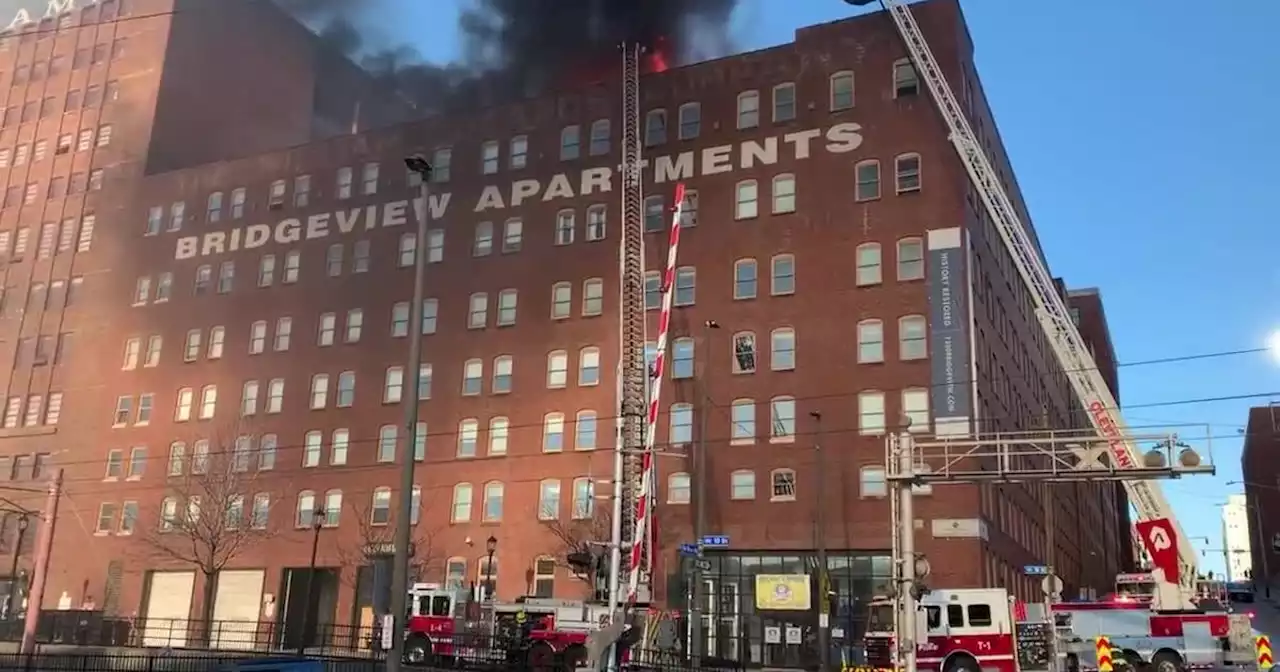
[
  {"xmin": 482, "ymin": 481, "xmax": 504, "ymax": 522},
  {"xmin": 771, "ymin": 469, "xmax": 798, "ymax": 501},
  {"xmin": 856, "ymin": 243, "xmax": 882, "ymax": 286},
  {"xmin": 667, "ymin": 473, "xmax": 692, "ymax": 504},
  {"xmin": 858, "ymin": 319, "xmax": 885, "ymax": 363},
  {"xmin": 296, "ymin": 490, "xmax": 316, "ymax": 528},
  {"xmin": 735, "ymin": 180, "xmax": 759, "ymax": 219},
  {"xmin": 730, "ymin": 470, "xmax": 756, "ymax": 500},
  {"xmin": 451, "ymin": 483, "xmax": 473, "ymax": 522}
]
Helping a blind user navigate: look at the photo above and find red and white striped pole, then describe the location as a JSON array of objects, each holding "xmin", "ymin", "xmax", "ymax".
[{"xmin": 627, "ymin": 183, "xmax": 686, "ymax": 603}]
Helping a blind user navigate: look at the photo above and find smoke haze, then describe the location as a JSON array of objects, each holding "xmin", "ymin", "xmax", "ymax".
[{"xmin": 274, "ymin": 0, "xmax": 739, "ymax": 112}]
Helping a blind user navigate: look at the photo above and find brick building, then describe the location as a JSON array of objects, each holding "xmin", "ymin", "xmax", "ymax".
[
  {"xmin": 1241, "ymin": 406, "xmax": 1280, "ymax": 594},
  {"xmin": 1, "ymin": 0, "xmax": 1131, "ymax": 662},
  {"xmin": 0, "ymin": 0, "xmax": 408, "ymax": 625}
]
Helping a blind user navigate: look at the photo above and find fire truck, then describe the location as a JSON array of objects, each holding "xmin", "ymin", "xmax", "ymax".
[
  {"xmin": 862, "ymin": 588, "xmax": 1255, "ymax": 672},
  {"xmin": 401, "ymin": 582, "xmax": 612, "ymax": 669}
]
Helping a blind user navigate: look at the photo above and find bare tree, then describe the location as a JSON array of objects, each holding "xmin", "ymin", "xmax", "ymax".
[
  {"xmin": 334, "ymin": 498, "xmax": 444, "ymax": 590},
  {"xmin": 542, "ymin": 505, "xmax": 612, "ymax": 588},
  {"xmin": 138, "ymin": 422, "xmax": 280, "ymax": 645}
]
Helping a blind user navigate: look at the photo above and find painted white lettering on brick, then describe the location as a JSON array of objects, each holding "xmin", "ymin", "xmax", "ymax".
[
  {"xmin": 172, "ymin": 123, "xmax": 865, "ymax": 260},
  {"xmin": 5, "ymin": 0, "xmax": 95, "ymax": 32}
]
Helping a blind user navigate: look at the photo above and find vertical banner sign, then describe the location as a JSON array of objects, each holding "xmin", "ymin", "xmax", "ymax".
[{"xmin": 927, "ymin": 228, "xmax": 973, "ymax": 437}]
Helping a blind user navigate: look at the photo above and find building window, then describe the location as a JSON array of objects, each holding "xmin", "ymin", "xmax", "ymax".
[
  {"xmin": 462, "ymin": 359, "xmax": 483, "ymax": 395},
  {"xmin": 731, "ymin": 470, "xmax": 756, "ymax": 500},
  {"xmin": 370, "ymin": 488, "xmax": 392, "ymax": 525},
  {"xmin": 893, "ymin": 58, "xmax": 920, "ymax": 97},
  {"xmin": 488, "ymin": 417, "xmax": 509, "ymax": 455},
  {"xmin": 858, "ymin": 320, "xmax": 884, "ymax": 363},
  {"xmin": 772, "ymin": 83, "xmax": 795, "ymax": 122},
  {"xmin": 560, "ymin": 126, "xmax": 580, "ymax": 161},
  {"xmin": 431, "ymin": 148, "xmax": 452, "ymax": 183},
  {"xmin": 903, "ymin": 388, "xmax": 930, "ymax": 433},
  {"xmin": 678, "ymin": 102, "xmax": 701, "ymax": 140},
  {"xmin": 497, "ymin": 289, "xmax": 518, "ymax": 326},
  {"xmin": 542, "ymin": 413, "xmax": 566, "ymax": 453},
  {"xmin": 586, "ymin": 205, "xmax": 606, "ymax": 241},
  {"xmin": 572, "ymin": 478, "xmax": 594, "ymax": 519},
  {"xmin": 772, "ymin": 469, "xmax": 797, "ymax": 501},
  {"xmin": 898, "ymin": 238, "xmax": 925, "ymax": 280},
  {"xmin": 578, "ymin": 347, "xmax": 600, "ymax": 386},
  {"xmin": 861, "ymin": 466, "xmax": 887, "ymax": 497},
  {"xmin": 452, "ymin": 484, "xmax": 473, "ymax": 522},
  {"xmin": 855, "ymin": 160, "xmax": 881, "ymax": 201},
  {"xmin": 468, "ymin": 293, "xmax": 488, "ymax": 329},
  {"xmin": 509, "ymin": 136, "xmax": 528, "ymax": 169},
  {"xmin": 474, "ymin": 221, "xmax": 493, "ymax": 257},
  {"xmin": 668, "ymin": 473, "xmax": 691, "ymax": 504},
  {"xmin": 309, "ymin": 375, "xmax": 329, "ymax": 410},
  {"xmin": 856, "ymin": 243, "xmax": 882, "ymax": 286},
  {"xmin": 644, "ymin": 109, "xmax": 667, "ymax": 146},
  {"xmin": 457, "ymin": 419, "xmax": 479, "ymax": 457},
  {"xmin": 644, "ymin": 271, "xmax": 661, "ymax": 309},
  {"xmin": 555, "ymin": 210, "xmax": 575, "ymax": 245},
  {"xmin": 582, "ymin": 279, "xmax": 604, "ymax": 316},
  {"xmin": 503, "ymin": 219, "xmax": 522, "ymax": 252},
  {"xmin": 230, "ymin": 188, "xmax": 246, "ymax": 218},
  {"xmin": 398, "ymin": 233, "xmax": 416, "ymax": 268},
  {"xmin": 858, "ymin": 391, "xmax": 886, "ymax": 435},
  {"xmin": 771, "ymin": 328, "xmax": 796, "ymax": 371},
  {"xmin": 669, "ymin": 404, "xmax": 693, "ymax": 446},
  {"xmin": 733, "ymin": 333, "xmax": 757, "ymax": 374},
  {"xmin": 644, "ymin": 196, "xmax": 664, "ymax": 233},
  {"xmin": 896, "ymin": 153, "xmax": 921, "ymax": 193},
  {"xmin": 492, "ymin": 356, "xmax": 513, "ymax": 394},
  {"xmin": 674, "ymin": 267, "xmax": 696, "ymax": 306},
  {"xmin": 771, "ymin": 254, "xmax": 795, "ymax": 295},
  {"xmin": 830, "ymin": 71, "xmax": 854, "ymax": 110},
  {"xmin": 547, "ymin": 351, "xmax": 568, "ymax": 388},
  {"xmin": 294, "ymin": 175, "xmax": 311, "ymax": 207},
  {"xmin": 589, "ymin": 119, "xmax": 610, "ymax": 156},
  {"xmin": 772, "ymin": 174, "xmax": 796, "ymax": 214},
  {"xmin": 730, "ymin": 399, "xmax": 754, "ymax": 443},
  {"xmin": 336, "ymin": 167, "xmax": 353, "ymax": 199},
  {"xmin": 735, "ymin": 180, "xmax": 758, "ymax": 219},
  {"xmin": 377, "ymin": 425, "xmax": 397, "ymax": 462},
  {"xmin": 538, "ymin": 480, "xmax": 561, "ymax": 521},
  {"xmin": 482, "ymin": 482, "xmax": 504, "ymax": 522},
  {"xmin": 733, "ymin": 259, "xmax": 757, "ymax": 299},
  {"xmin": 737, "ymin": 90, "xmax": 759, "ymax": 129},
  {"xmin": 899, "ymin": 315, "xmax": 928, "ymax": 360},
  {"xmin": 422, "ymin": 299, "xmax": 438, "ymax": 334},
  {"xmin": 769, "ymin": 397, "xmax": 796, "ymax": 442},
  {"xmin": 481, "ymin": 141, "xmax": 499, "ymax": 174},
  {"xmin": 575, "ymin": 411, "xmax": 597, "ymax": 450},
  {"xmin": 672, "ymin": 339, "xmax": 695, "ymax": 379},
  {"xmin": 326, "ymin": 245, "xmax": 343, "ymax": 277}
]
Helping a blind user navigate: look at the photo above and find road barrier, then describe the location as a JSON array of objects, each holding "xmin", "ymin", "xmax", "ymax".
[
  {"xmin": 1096, "ymin": 636, "xmax": 1116, "ymax": 672},
  {"xmin": 1256, "ymin": 634, "xmax": 1273, "ymax": 671}
]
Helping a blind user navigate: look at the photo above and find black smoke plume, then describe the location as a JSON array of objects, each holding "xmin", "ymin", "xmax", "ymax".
[{"xmin": 274, "ymin": 0, "xmax": 739, "ymax": 113}]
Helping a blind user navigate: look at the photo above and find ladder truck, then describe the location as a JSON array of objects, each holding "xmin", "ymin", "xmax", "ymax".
[{"xmin": 867, "ymin": 0, "xmax": 1198, "ymax": 609}]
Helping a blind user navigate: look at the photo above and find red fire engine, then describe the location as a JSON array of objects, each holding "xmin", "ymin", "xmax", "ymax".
[
  {"xmin": 401, "ymin": 582, "xmax": 613, "ymax": 669},
  {"xmin": 862, "ymin": 588, "xmax": 1256, "ymax": 672}
]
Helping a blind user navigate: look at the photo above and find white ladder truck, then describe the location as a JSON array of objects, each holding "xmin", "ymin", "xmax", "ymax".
[{"xmin": 869, "ymin": 0, "xmax": 1199, "ymax": 610}]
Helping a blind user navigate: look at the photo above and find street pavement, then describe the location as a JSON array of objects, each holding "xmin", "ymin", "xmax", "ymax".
[{"xmin": 1250, "ymin": 594, "xmax": 1280, "ymax": 640}]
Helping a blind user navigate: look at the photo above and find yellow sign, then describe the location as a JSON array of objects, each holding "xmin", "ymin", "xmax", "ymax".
[{"xmin": 755, "ymin": 574, "xmax": 812, "ymax": 610}]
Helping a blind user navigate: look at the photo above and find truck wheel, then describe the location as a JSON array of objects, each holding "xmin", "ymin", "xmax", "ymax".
[
  {"xmin": 403, "ymin": 634, "xmax": 432, "ymax": 666},
  {"xmin": 526, "ymin": 642, "xmax": 556, "ymax": 672},
  {"xmin": 1150, "ymin": 650, "xmax": 1183, "ymax": 672},
  {"xmin": 560, "ymin": 644, "xmax": 588, "ymax": 672},
  {"xmin": 944, "ymin": 653, "xmax": 980, "ymax": 672}
]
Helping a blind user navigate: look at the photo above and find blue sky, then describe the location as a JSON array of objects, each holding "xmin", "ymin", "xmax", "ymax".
[{"xmin": 370, "ymin": 0, "xmax": 1280, "ymax": 577}]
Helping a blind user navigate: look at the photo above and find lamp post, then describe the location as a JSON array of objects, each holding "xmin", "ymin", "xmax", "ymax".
[
  {"xmin": 6, "ymin": 515, "xmax": 28, "ymax": 620},
  {"xmin": 387, "ymin": 154, "xmax": 433, "ymax": 672},
  {"xmin": 690, "ymin": 319, "xmax": 719, "ymax": 667},
  {"xmin": 298, "ymin": 506, "xmax": 325, "ymax": 655},
  {"xmin": 484, "ymin": 536, "xmax": 498, "ymax": 601},
  {"xmin": 812, "ymin": 411, "xmax": 831, "ymax": 672}
]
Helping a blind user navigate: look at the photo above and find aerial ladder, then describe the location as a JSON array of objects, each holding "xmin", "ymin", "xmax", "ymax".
[{"xmin": 870, "ymin": 0, "xmax": 1199, "ymax": 608}]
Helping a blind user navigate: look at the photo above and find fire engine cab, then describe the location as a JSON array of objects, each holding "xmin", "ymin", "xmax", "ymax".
[
  {"xmin": 402, "ymin": 582, "xmax": 613, "ymax": 669},
  {"xmin": 862, "ymin": 588, "xmax": 1255, "ymax": 672}
]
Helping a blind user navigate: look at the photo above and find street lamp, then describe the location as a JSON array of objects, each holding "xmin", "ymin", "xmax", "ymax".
[
  {"xmin": 298, "ymin": 506, "xmax": 326, "ymax": 655},
  {"xmin": 387, "ymin": 153, "xmax": 433, "ymax": 672},
  {"xmin": 484, "ymin": 536, "xmax": 498, "ymax": 601},
  {"xmin": 6, "ymin": 515, "xmax": 28, "ymax": 620},
  {"xmin": 690, "ymin": 319, "xmax": 720, "ymax": 667}
]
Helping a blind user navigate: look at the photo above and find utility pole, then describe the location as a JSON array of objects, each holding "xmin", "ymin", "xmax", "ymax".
[
  {"xmin": 888, "ymin": 431, "xmax": 918, "ymax": 672},
  {"xmin": 1249, "ymin": 496, "xmax": 1271, "ymax": 597},
  {"xmin": 812, "ymin": 412, "xmax": 830, "ymax": 672},
  {"xmin": 20, "ymin": 469, "xmax": 60, "ymax": 654},
  {"xmin": 386, "ymin": 155, "xmax": 432, "ymax": 672},
  {"xmin": 690, "ymin": 319, "xmax": 718, "ymax": 667}
]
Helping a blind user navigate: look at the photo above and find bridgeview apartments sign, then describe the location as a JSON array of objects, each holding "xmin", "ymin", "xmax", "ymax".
[{"xmin": 926, "ymin": 227, "xmax": 974, "ymax": 437}]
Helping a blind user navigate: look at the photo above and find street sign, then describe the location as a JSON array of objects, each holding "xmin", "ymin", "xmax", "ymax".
[
  {"xmin": 678, "ymin": 543, "xmax": 698, "ymax": 556},
  {"xmin": 1024, "ymin": 565, "xmax": 1050, "ymax": 576},
  {"xmin": 701, "ymin": 535, "xmax": 729, "ymax": 548}
]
